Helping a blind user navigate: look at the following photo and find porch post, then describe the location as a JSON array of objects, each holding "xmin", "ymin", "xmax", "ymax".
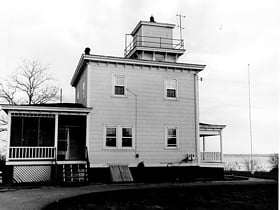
[
  {"xmin": 54, "ymin": 114, "xmax": 59, "ymax": 160},
  {"xmin": 86, "ymin": 114, "xmax": 90, "ymax": 160},
  {"xmin": 6, "ymin": 112, "xmax": 11, "ymax": 161},
  {"xmin": 202, "ymin": 136, "xmax": 206, "ymax": 152},
  {"xmin": 202, "ymin": 136, "xmax": 205, "ymax": 160},
  {"xmin": 220, "ymin": 130, "xmax": 223, "ymax": 162},
  {"xmin": 194, "ymin": 74, "xmax": 200, "ymax": 165}
]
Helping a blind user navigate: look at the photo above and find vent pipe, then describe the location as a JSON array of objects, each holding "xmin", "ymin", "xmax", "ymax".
[
  {"xmin": 150, "ymin": 15, "xmax": 155, "ymax": 23},
  {"xmin": 84, "ymin": 47, "xmax": 91, "ymax": 55}
]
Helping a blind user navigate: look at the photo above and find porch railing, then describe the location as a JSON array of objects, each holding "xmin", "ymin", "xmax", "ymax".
[
  {"xmin": 201, "ymin": 152, "xmax": 222, "ymax": 162},
  {"xmin": 8, "ymin": 147, "xmax": 56, "ymax": 160}
]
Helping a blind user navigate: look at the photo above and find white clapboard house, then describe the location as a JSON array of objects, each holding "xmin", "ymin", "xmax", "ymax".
[{"xmin": 1, "ymin": 17, "xmax": 225, "ymax": 183}]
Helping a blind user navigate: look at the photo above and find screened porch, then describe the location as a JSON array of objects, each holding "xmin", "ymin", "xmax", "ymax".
[
  {"xmin": 2, "ymin": 104, "xmax": 90, "ymax": 162},
  {"xmin": 9, "ymin": 113, "xmax": 55, "ymax": 160}
]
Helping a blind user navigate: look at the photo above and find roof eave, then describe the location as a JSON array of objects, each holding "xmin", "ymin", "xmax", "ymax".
[
  {"xmin": 199, "ymin": 123, "xmax": 227, "ymax": 130},
  {"xmin": 131, "ymin": 21, "xmax": 176, "ymax": 36},
  {"xmin": 0, "ymin": 104, "xmax": 92, "ymax": 114},
  {"xmin": 70, "ymin": 54, "xmax": 87, "ymax": 87},
  {"xmin": 77, "ymin": 54, "xmax": 206, "ymax": 72}
]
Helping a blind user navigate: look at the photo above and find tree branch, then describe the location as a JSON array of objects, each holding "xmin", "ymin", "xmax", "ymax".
[{"xmin": 0, "ymin": 59, "xmax": 59, "ymax": 105}]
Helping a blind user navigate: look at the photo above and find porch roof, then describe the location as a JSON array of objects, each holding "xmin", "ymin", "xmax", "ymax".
[
  {"xmin": 0, "ymin": 103, "xmax": 92, "ymax": 115},
  {"xmin": 199, "ymin": 123, "xmax": 226, "ymax": 137}
]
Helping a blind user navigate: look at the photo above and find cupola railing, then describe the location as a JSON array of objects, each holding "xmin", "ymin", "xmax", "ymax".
[{"xmin": 124, "ymin": 35, "xmax": 184, "ymax": 56}]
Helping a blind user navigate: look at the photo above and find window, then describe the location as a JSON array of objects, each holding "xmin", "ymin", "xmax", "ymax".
[
  {"xmin": 113, "ymin": 75, "xmax": 126, "ymax": 96},
  {"xmin": 165, "ymin": 79, "xmax": 178, "ymax": 99},
  {"xmin": 10, "ymin": 116, "xmax": 55, "ymax": 147},
  {"xmin": 105, "ymin": 127, "xmax": 117, "ymax": 147},
  {"xmin": 155, "ymin": 54, "xmax": 164, "ymax": 62},
  {"xmin": 104, "ymin": 126, "xmax": 134, "ymax": 149},
  {"xmin": 76, "ymin": 90, "xmax": 80, "ymax": 100},
  {"xmin": 122, "ymin": 127, "xmax": 132, "ymax": 147},
  {"xmin": 165, "ymin": 127, "xmax": 178, "ymax": 148},
  {"xmin": 82, "ymin": 81, "xmax": 86, "ymax": 98}
]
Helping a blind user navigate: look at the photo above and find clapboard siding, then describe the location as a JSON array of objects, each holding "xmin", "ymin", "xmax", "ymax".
[
  {"xmin": 75, "ymin": 66, "xmax": 88, "ymax": 106},
  {"xmin": 85, "ymin": 62, "xmax": 197, "ymax": 165},
  {"xmin": 142, "ymin": 25, "xmax": 173, "ymax": 39}
]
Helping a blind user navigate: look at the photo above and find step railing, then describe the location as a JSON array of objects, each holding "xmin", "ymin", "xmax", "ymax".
[
  {"xmin": 8, "ymin": 146, "xmax": 56, "ymax": 160},
  {"xmin": 201, "ymin": 152, "xmax": 222, "ymax": 162}
]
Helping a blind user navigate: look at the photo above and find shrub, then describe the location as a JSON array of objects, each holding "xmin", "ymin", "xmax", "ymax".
[{"xmin": 269, "ymin": 154, "xmax": 278, "ymax": 171}]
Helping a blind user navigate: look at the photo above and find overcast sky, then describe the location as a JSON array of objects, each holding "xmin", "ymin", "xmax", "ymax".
[{"xmin": 0, "ymin": 0, "xmax": 279, "ymax": 154}]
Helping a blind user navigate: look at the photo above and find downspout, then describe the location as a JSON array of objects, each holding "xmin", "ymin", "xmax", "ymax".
[
  {"xmin": 54, "ymin": 114, "xmax": 58, "ymax": 161},
  {"xmin": 53, "ymin": 114, "xmax": 58, "ymax": 184},
  {"xmin": 85, "ymin": 65, "xmax": 90, "ymax": 167},
  {"xmin": 135, "ymin": 94, "xmax": 138, "ymax": 161},
  {"xmin": 194, "ymin": 73, "xmax": 200, "ymax": 166},
  {"xmin": 126, "ymin": 88, "xmax": 138, "ymax": 162}
]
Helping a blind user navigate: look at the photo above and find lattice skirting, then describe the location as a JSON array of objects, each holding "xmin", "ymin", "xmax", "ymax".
[{"xmin": 13, "ymin": 165, "xmax": 51, "ymax": 183}]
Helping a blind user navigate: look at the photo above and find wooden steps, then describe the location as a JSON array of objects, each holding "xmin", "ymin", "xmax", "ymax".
[
  {"xmin": 57, "ymin": 163, "xmax": 88, "ymax": 183},
  {"xmin": 109, "ymin": 165, "xmax": 134, "ymax": 182}
]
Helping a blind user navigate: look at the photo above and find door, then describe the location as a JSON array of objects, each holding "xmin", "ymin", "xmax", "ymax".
[{"xmin": 57, "ymin": 128, "xmax": 69, "ymax": 160}]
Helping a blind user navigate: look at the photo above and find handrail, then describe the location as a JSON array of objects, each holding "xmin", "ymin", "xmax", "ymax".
[{"xmin": 124, "ymin": 35, "xmax": 184, "ymax": 56}]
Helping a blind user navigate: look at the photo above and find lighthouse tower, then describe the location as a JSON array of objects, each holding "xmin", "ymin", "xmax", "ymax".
[{"xmin": 124, "ymin": 16, "xmax": 185, "ymax": 62}]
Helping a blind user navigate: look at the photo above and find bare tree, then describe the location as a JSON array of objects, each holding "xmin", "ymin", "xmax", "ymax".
[
  {"xmin": 0, "ymin": 59, "xmax": 59, "ymax": 157},
  {"xmin": 0, "ymin": 80, "xmax": 17, "ymax": 105},
  {"xmin": 0, "ymin": 116, "xmax": 7, "ymax": 132},
  {"xmin": 269, "ymin": 153, "xmax": 278, "ymax": 170},
  {"xmin": 0, "ymin": 59, "xmax": 59, "ymax": 105},
  {"xmin": 243, "ymin": 158, "xmax": 266, "ymax": 172},
  {"xmin": 0, "ymin": 112, "xmax": 7, "ymax": 158}
]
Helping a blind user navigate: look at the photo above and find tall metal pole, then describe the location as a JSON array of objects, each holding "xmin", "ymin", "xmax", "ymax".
[
  {"xmin": 247, "ymin": 64, "xmax": 254, "ymax": 173},
  {"xmin": 60, "ymin": 88, "xmax": 63, "ymax": 103},
  {"xmin": 179, "ymin": 15, "xmax": 182, "ymax": 41}
]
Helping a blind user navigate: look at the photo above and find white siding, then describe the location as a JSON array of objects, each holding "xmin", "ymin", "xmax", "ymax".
[
  {"xmin": 86, "ymin": 62, "xmax": 197, "ymax": 166},
  {"xmin": 142, "ymin": 25, "xmax": 173, "ymax": 49},
  {"xmin": 75, "ymin": 67, "xmax": 88, "ymax": 106},
  {"xmin": 142, "ymin": 25, "xmax": 173, "ymax": 39}
]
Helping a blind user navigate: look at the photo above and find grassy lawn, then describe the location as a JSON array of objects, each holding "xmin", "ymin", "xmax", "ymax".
[{"xmin": 44, "ymin": 183, "xmax": 278, "ymax": 210}]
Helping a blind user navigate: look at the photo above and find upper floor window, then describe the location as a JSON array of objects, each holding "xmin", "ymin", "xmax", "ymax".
[
  {"xmin": 165, "ymin": 79, "xmax": 178, "ymax": 99},
  {"xmin": 113, "ymin": 75, "xmax": 126, "ymax": 96},
  {"xmin": 165, "ymin": 127, "xmax": 178, "ymax": 149},
  {"xmin": 82, "ymin": 81, "xmax": 86, "ymax": 98}
]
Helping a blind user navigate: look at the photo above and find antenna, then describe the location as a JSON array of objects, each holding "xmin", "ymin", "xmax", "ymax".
[
  {"xmin": 176, "ymin": 14, "xmax": 186, "ymax": 41},
  {"xmin": 60, "ymin": 88, "xmax": 63, "ymax": 103}
]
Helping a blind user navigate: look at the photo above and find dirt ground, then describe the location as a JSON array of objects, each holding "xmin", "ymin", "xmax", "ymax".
[{"xmin": 44, "ymin": 182, "xmax": 278, "ymax": 210}]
